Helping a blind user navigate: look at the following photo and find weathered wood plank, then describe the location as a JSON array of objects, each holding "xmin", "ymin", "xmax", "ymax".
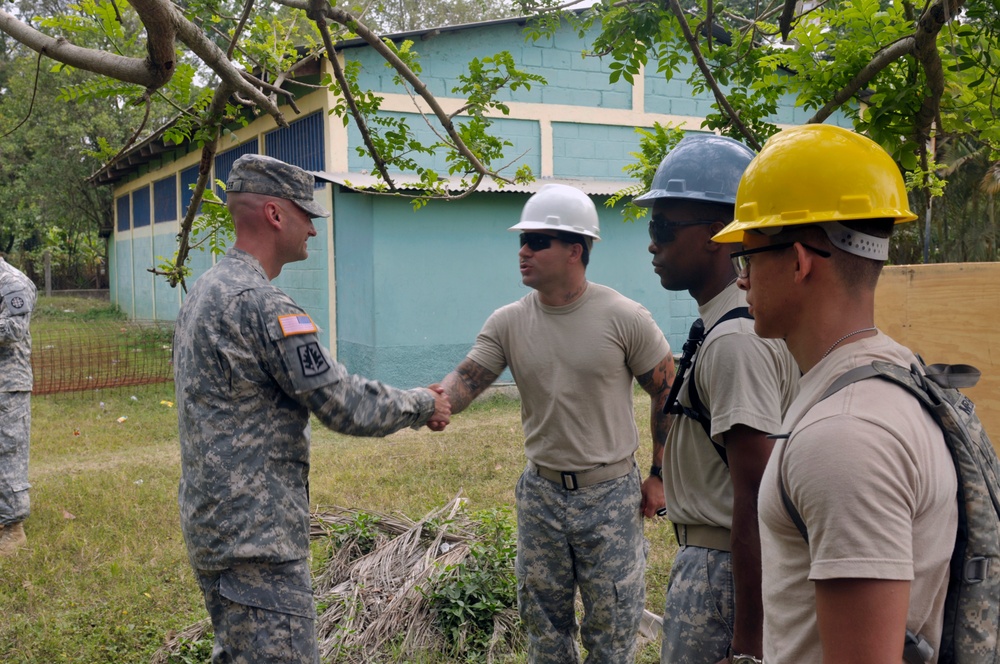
[{"xmin": 876, "ymin": 263, "xmax": 1000, "ymax": 448}]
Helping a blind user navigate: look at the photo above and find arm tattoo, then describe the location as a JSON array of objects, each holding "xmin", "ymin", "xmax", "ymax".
[
  {"xmin": 636, "ymin": 354, "xmax": 676, "ymax": 451},
  {"xmin": 635, "ymin": 355, "xmax": 674, "ymax": 405},
  {"xmin": 442, "ymin": 359, "xmax": 499, "ymax": 415}
]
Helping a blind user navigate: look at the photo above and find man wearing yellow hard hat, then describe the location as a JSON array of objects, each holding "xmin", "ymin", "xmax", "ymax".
[{"xmin": 713, "ymin": 124, "xmax": 957, "ymax": 663}]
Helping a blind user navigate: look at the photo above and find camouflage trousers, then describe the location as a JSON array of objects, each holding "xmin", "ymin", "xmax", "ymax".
[
  {"xmin": 0, "ymin": 392, "xmax": 31, "ymax": 526},
  {"xmin": 660, "ymin": 545, "xmax": 734, "ymax": 664},
  {"xmin": 515, "ymin": 462, "xmax": 645, "ymax": 664},
  {"xmin": 195, "ymin": 560, "xmax": 320, "ymax": 664}
]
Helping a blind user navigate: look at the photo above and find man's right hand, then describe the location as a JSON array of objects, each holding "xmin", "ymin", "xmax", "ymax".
[
  {"xmin": 640, "ymin": 475, "xmax": 667, "ymax": 518},
  {"xmin": 425, "ymin": 384, "xmax": 451, "ymax": 431}
]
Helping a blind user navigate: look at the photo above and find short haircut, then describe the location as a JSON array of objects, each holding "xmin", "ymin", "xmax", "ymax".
[
  {"xmin": 772, "ymin": 219, "xmax": 895, "ymax": 290},
  {"xmin": 556, "ymin": 231, "xmax": 592, "ymax": 267}
]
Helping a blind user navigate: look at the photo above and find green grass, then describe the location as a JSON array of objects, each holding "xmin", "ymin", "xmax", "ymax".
[
  {"xmin": 1, "ymin": 300, "xmax": 677, "ymax": 663},
  {"xmin": 32, "ymin": 296, "xmax": 126, "ymax": 326}
]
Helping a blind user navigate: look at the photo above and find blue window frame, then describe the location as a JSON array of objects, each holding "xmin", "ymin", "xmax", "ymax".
[
  {"xmin": 215, "ymin": 139, "xmax": 260, "ymax": 200},
  {"xmin": 116, "ymin": 195, "xmax": 130, "ymax": 232},
  {"xmin": 154, "ymin": 175, "xmax": 177, "ymax": 223},
  {"xmin": 133, "ymin": 186, "xmax": 151, "ymax": 228},
  {"xmin": 266, "ymin": 112, "xmax": 325, "ymax": 187}
]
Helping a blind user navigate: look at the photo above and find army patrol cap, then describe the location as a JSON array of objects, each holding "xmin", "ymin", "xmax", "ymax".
[{"xmin": 226, "ymin": 154, "xmax": 330, "ymax": 218}]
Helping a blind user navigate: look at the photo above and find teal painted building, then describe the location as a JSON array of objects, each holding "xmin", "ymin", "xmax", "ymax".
[{"xmin": 96, "ymin": 15, "xmax": 847, "ymax": 388}]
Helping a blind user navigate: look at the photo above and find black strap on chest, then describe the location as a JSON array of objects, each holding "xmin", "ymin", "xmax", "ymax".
[
  {"xmin": 666, "ymin": 307, "xmax": 752, "ymax": 466},
  {"xmin": 661, "ymin": 316, "xmax": 705, "ymax": 420}
]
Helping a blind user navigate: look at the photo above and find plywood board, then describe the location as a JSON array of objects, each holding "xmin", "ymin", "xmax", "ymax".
[{"xmin": 875, "ymin": 263, "xmax": 1000, "ymax": 447}]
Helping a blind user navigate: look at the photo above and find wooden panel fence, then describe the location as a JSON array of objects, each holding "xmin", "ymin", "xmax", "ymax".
[{"xmin": 876, "ymin": 262, "xmax": 1000, "ymax": 447}]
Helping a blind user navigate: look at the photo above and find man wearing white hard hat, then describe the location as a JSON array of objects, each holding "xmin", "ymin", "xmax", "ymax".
[{"xmin": 440, "ymin": 184, "xmax": 675, "ymax": 663}]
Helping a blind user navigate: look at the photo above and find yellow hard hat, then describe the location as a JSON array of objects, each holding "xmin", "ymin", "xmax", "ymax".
[{"xmin": 713, "ymin": 124, "xmax": 917, "ymax": 244}]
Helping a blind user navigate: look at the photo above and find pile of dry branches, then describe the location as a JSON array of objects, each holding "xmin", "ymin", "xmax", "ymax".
[
  {"xmin": 152, "ymin": 493, "xmax": 524, "ymax": 663},
  {"xmin": 310, "ymin": 493, "xmax": 521, "ymax": 662}
]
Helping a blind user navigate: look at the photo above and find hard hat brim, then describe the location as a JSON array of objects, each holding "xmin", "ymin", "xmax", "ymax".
[
  {"xmin": 713, "ymin": 211, "xmax": 919, "ymax": 244},
  {"xmin": 509, "ymin": 220, "xmax": 601, "ymax": 240}
]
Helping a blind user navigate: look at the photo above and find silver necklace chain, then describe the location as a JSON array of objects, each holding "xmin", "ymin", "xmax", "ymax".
[{"xmin": 821, "ymin": 326, "xmax": 877, "ymax": 359}]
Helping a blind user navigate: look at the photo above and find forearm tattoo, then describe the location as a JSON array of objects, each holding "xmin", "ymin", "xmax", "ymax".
[
  {"xmin": 444, "ymin": 359, "xmax": 498, "ymax": 414},
  {"xmin": 636, "ymin": 355, "xmax": 675, "ymax": 446}
]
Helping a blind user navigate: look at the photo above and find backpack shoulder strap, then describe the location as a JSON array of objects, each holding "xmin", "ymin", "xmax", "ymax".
[
  {"xmin": 778, "ymin": 361, "xmax": 940, "ymax": 542},
  {"xmin": 779, "ymin": 364, "xmax": 887, "ymax": 542},
  {"xmin": 682, "ymin": 307, "xmax": 752, "ymax": 466}
]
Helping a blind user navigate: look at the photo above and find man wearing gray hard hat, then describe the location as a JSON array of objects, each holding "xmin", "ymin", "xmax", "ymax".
[
  {"xmin": 174, "ymin": 153, "xmax": 452, "ymax": 663},
  {"xmin": 635, "ymin": 135, "xmax": 798, "ymax": 664}
]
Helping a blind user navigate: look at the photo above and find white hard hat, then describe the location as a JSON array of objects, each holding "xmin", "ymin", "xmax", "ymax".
[{"xmin": 509, "ymin": 184, "xmax": 601, "ymax": 241}]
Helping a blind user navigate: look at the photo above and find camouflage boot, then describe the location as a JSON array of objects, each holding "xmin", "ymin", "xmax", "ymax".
[{"xmin": 0, "ymin": 522, "xmax": 27, "ymax": 556}]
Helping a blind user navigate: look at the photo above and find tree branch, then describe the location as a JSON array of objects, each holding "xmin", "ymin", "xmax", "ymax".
[
  {"xmin": 166, "ymin": 86, "xmax": 233, "ymax": 290},
  {"xmin": 778, "ymin": 0, "xmax": 796, "ymax": 41},
  {"xmin": 168, "ymin": 2, "xmax": 289, "ymax": 125},
  {"xmin": 309, "ymin": 4, "xmax": 398, "ymax": 190},
  {"xmin": 911, "ymin": 0, "xmax": 964, "ymax": 147},
  {"xmin": 665, "ymin": 0, "xmax": 762, "ymax": 150},
  {"xmin": 807, "ymin": 37, "xmax": 915, "ymax": 124},
  {"xmin": 0, "ymin": 1, "xmax": 291, "ymax": 127},
  {"xmin": 228, "ymin": 0, "xmax": 256, "ymax": 59},
  {"xmin": 282, "ymin": 0, "xmax": 499, "ymax": 179},
  {"xmin": 0, "ymin": 8, "xmax": 164, "ymax": 88},
  {"xmin": 128, "ymin": 0, "xmax": 177, "ymax": 88}
]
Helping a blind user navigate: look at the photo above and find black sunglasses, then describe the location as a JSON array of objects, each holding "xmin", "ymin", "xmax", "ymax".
[
  {"xmin": 519, "ymin": 232, "xmax": 585, "ymax": 252},
  {"xmin": 730, "ymin": 242, "xmax": 832, "ymax": 278},
  {"xmin": 519, "ymin": 233, "xmax": 558, "ymax": 251},
  {"xmin": 648, "ymin": 218, "xmax": 717, "ymax": 245}
]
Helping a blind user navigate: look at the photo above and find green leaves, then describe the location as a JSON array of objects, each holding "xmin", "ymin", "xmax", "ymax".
[
  {"xmin": 426, "ymin": 508, "xmax": 518, "ymax": 661},
  {"xmin": 327, "ymin": 44, "xmax": 542, "ymax": 203},
  {"xmin": 608, "ymin": 122, "xmax": 684, "ymax": 223}
]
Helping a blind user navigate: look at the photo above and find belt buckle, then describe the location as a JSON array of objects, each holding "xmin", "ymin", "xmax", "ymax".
[{"xmin": 561, "ymin": 471, "xmax": 578, "ymax": 491}]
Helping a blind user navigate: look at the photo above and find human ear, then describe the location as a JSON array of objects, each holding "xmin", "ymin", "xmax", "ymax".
[
  {"xmin": 792, "ymin": 241, "xmax": 816, "ymax": 283},
  {"xmin": 705, "ymin": 222, "xmax": 727, "ymax": 252},
  {"xmin": 263, "ymin": 200, "xmax": 283, "ymax": 230}
]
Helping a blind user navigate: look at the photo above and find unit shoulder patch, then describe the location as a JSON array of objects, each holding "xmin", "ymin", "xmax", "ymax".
[
  {"xmin": 278, "ymin": 313, "xmax": 317, "ymax": 337},
  {"xmin": 296, "ymin": 342, "xmax": 330, "ymax": 377}
]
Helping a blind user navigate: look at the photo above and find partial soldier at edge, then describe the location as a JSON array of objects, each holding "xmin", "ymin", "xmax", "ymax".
[{"xmin": 0, "ymin": 253, "xmax": 37, "ymax": 556}]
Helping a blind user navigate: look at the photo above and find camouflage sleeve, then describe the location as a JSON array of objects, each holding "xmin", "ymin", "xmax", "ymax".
[
  {"xmin": 254, "ymin": 291, "xmax": 435, "ymax": 437},
  {"xmin": 304, "ymin": 374, "xmax": 435, "ymax": 437},
  {"xmin": 0, "ymin": 284, "xmax": 34, "ymax": 345}
]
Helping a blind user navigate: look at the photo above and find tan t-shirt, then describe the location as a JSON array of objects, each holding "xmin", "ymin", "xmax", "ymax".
[
  {"xmin": 759, "ymin": 333, "xmax": 958, "ymax": 663},
  {"xmin": 466, "ymin": 283, "xmax": 670, "ymax": 471},
  {"xmin": 662, "ymin": 283, "xmax": 799, "ymax": 528}
]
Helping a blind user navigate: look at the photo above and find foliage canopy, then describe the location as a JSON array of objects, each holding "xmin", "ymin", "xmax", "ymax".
[{"xmin": 0, "ymin": 0, "xmax": 997, "ymax": 275}]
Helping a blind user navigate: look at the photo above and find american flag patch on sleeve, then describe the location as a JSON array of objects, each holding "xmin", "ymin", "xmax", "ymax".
[{"xmin": 278, "ymin": 314, "xmax": 317, "ymax": 336}]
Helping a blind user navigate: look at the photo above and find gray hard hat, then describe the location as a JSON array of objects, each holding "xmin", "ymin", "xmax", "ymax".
[{"xmin": 632, "ymin": 134, "xmax": 755, "ymax": 208}]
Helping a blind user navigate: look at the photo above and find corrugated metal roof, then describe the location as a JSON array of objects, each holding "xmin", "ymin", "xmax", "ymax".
[{"xmin": 310, "ymin": 172, "xmax": 636, "ymax": 196}]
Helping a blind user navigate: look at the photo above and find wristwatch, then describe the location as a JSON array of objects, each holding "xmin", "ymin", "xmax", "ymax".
[
  {"xmin": 730, "ymin": 654, "xmax": 763, "ymax": 664},
  {"xmin": 649, "ymin": 464, "xmax": 663, "ymax": 479}
]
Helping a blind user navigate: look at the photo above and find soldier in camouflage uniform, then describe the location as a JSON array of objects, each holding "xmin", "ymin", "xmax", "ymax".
[
  {"xmin": 174, "ymin": 154, "xmax": 451, "ymax": 664},
  {"xmin": 0, "ymin": 255, "xmax": 36, "ymax": 556},
  {"xmin": 440, "ymin": 184, "xmax": 675, "ymax": 663}
]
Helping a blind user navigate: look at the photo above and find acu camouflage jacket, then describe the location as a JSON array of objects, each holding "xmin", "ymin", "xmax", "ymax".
[{"xmin": 174, "ymin": 248, "xmax": 434, "ymax": 570}]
